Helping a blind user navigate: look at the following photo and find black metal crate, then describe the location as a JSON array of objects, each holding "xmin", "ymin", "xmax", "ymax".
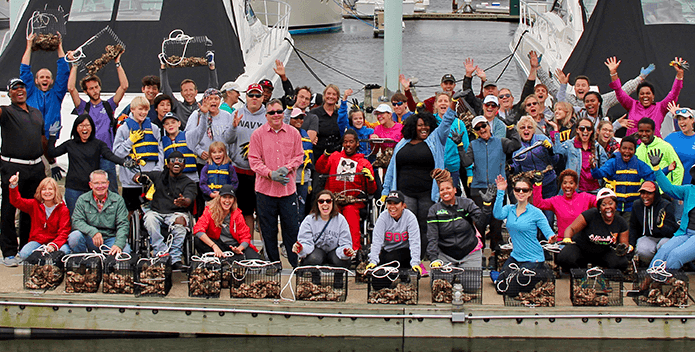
[
  {"xmin": 23, "ymin": 249, "xmax": 65, "ymax": 291},
  {"xmin": 64, "ymin": 254, "xmax": 103, "ymax": 293},
  {"xmin": 632, "ymin": 269, "xmax": 689, "ymax": 307},
  {"xmin": 162, "ymin": 31, "xmax": 212, "ymax": 68},
  {"xmin": 496, "ymin": 246, "xmax": 513, "ymax": 272},
  {"xmin": 229, "ymin": 261, "xmax": 282, "ymax": 299},
  {"xmin": 29, "ymin": 7, "xmax": 67, "ymax": 51},
  {"xmin": 77, "ymin": 26, "xmax": 125, "ymax": 76},
  {"xmin": 367, "ymin": 268, "xmax": 419, "ymax": 305},
  {"xmin": 188, "ymin": 255, "xmax": 222, "ymax": 299},
  {"xmin": 430, "ymin": 267, "xmax": 482, "ymax": 304},
  {"xmin": 501, "ymin": 265, "xmax": 555, "ymax": 307},
  {"xmin": 295, "ymin": 266, "xmax": 348, "ymax": 302},
  {"xmin": 570, "ymin": 268, "xmax": 624, "ymax": 306},
  {"xmin": 102, "ymin": 253, "xmax": 136, "ymax": 294},
  {"xmin": 135, "ymin": 255, "xmax": 172, "ymax": 297}
]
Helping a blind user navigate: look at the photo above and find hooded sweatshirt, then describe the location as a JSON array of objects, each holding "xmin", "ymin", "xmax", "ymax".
[
  {"xmin": 629, "ymin": 191, "xmax": 678, "ymax": 246},
  {"xmin": 226, "ymin": 104, "xmax": 267, "ymax": 170},
  {"xmin": 297, "ymin": 213, "xmax": 352, "ymax": 260},
  {"xmin": 636, "ymin": 137, "xmax": 684, "ymax": 187}
]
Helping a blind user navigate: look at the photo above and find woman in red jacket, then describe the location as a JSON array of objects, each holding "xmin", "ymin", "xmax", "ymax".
[
  {"xmin": 5, "ymin": 173, "xmax": 71, "ymax": 267},
  {"xmin": 192, "ymin": 185, "xmax": 260, "ymax": 259}
]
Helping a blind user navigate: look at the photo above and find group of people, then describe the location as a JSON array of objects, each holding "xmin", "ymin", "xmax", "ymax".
[{"xmin": 2, "ymin": 34, "xmax": 695, "ymax": 290}]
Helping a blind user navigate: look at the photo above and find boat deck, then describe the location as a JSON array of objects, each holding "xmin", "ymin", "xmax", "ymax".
[{"xmin": 344, "ymin": 11, "xmax": 519, "ymax": 22}]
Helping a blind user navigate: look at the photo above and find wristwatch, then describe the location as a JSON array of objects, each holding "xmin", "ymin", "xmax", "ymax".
[{"xmin": 115, "ymin": 62, "xmax": 121, "ymax": 68}]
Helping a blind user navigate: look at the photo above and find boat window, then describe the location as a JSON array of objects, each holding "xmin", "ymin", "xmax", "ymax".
[
  {"xmin": 641, "ymin": 0, "xmax": 695, "ymax": 25},
  {"xmin": 116, "ymin": 0, "xmax": 164, "ymax": 21},
  {"xmin": 68, "ymin": 0, "xmax": 115, "ymax": 22}
]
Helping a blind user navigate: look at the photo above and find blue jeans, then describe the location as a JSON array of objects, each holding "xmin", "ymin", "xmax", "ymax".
[
  {"xmin": 67, "ymin": 230, "xmax": 132, "ymax": 254},
  {"xmin": 18, "ymin": 241, "xmax": 71, "ymax": 259},
  {"xmin": 650, "ymin": 229, "xmax": 695, "ymax": 269},
  {"xmin": 143, "ymin": 211, "xmax": 188, "ymax": 262},
  {"xmin": 296, "ymin": 182, "xmax": 309, "ymax": 217},
  {"xmin": 100, "ymin": 158, "xmax": 118, "ymax": 193},
  {"xmin": 256, "ymin": 192, "xmax": 299, "ymax": 267},
  {"xmin": 64, "ymin": 188, "xmax": 87, "ymax": 215}
]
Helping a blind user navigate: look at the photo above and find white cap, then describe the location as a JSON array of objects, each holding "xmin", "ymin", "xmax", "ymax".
[
  {"xmin": 471, "ymin": 116, "xmax": 488, "ymax": 129},
  {"xmin": 596, "ymin": 188, "xmax": 617, "ymax": 202},
  {"xmin": 483, "ymin": 95, "xmax": 499, "ymax": 106},
  {"xmin": 374, "ymin": 103, "xmax": 393, "ymax": 114},
  {"xmin": 220, "ymin": 81, "xmax": 240, "ymax": 93}
]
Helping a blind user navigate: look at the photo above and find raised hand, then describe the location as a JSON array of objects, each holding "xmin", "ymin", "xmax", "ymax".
[
  {"xmin": 273, "ymin": 59, "xmax": 286, "ymax": 78},
  {"xmin": 481, "ymin": 184, "xmax": 497, "ymax": 204},
  {"xmin": 529, "ymin": 51, "xmax": 540, "ymax": 69},
  {"xmin": 670, "ymin": 57, "xmax": 689, "ymax": 74},
  {"xmin": 555, "ymin": 69, "xmax": 570, "ymax": 85},
  {"xmin": 475, "ymin": 66, "xmax": 486, "ymax": 81},
  {"xmin": 647, "ymin": 149, "xmax": 663, "ymax": 167},
  {"xmin": 667, "ymin": 101, "xmax": 680, "ymax": 116},
  {"xmin": 495, "ymin": 175, "xmax": 507, "ymax": 191},
  {"xmin": 343, "ymin": 88, "xmax": 353, "ymax": 101},
  {"xmin": 617, "ymin": 114, "xmax": 634, "ymax": 129},
  {"xmin": 449, "ymin": 130, "xmax": 463, "ymax": 145},
  {"xmin": 129, "ymin": 129, "xmax": 144, "ymax": 143},
  {"xmin": 399, "ymin": 74, "xmax": 411, "ymax": 91},
  {"xmin": 48, "ymin": 121, "xmax": 62, "ymax": 137},
  {"xmin": 9, "ymin": 172, "xmax": 19, "ymax": 187},
  {"xmin": 233, "ymin": 110, "xmax": 242, "ymax": 128},
  {"xmin": 532, "ymin": 171, "xmax": 544, "ymax": 185},
  {"xmin": 464, "ymin": 58, "xmax": 477, "ymax": 77},
  {"xmin": 640, "ymin": 63, "xmax": 655, "ymax": 78},
  {"xmin": 604, "ymin": 56, "xmax": 621, "ymax": 74}
]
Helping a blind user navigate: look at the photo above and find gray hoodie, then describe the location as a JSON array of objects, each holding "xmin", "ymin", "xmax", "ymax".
[
  {"xmin": 112, "ymin": 117, "xmax": 164, "ymax": 188},
  {"xmin": 185, "ymin": 109, "xmax": 235, "ymax": 163},
  {"xmin": 227, "ymin": 104, "xmax": 267, "ymax": 170},
  {"xmin": 297, "ymin": 213, "xmax": 352, "ymax": 260},
  {"xmin": 369, "ymin": 208, "xmax": 421, "ymax": 267}
]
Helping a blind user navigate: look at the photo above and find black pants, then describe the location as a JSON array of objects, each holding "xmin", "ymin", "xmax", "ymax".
[
  {"xmin": 556, "ymin": 244, "xmax": 628, "ymax": 271},
  {"xmin": 193, "ymin": 236, "xmax": 260, "ymax": 260},
  {"xmin": 471, "ymin": 187, "xmax": 503, "ymax": 253},
  {"xmin": 301, "ymin": 247, "xmax": 350, "ymax": 268},
  {"xmin": 1, "ymin": 161, "xmax": 44, "ymax": 257}
]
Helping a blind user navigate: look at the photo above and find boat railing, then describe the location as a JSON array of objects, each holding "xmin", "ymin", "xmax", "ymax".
[
  {"xmin": 0, "ymin": 31, "xmax": 10, "ymax": 54},
  {"xmin": 254, "ymin": 0, "xmax": 291, "ymax": 64},
  {"xmin": 518, "ymin": 0, "xmax": 562, "ymax": 61}
]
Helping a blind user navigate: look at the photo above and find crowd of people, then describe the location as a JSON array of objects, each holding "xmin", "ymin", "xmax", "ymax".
[{"xmin": 2, "ymin": 33, "xmax": 695, "ymax": 295}]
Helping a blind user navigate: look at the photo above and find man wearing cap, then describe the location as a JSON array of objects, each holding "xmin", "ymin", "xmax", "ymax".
[
  {"xmin": 66, "ymin": 49, "xmax": 129, "ymax": 192},
  {"xmin": 135, "ymin": 151, "xmax": 198, "ymax": 270},
  {"xmin": 159, "ymin": 51, "xmax": 218, "ymax": 128},
  {"xmin": 629, "ymin": 180, "xmax": 678, "ymax": 265},
  {"xmin": 0, "ymin": 78, "xmax": 51, "ymax": 263},
  {"xmin": 259, "ymin": 59, "xmax": 295, "ymax": 108},
  {"xmin": 248, "ymin": 98, "xmax": 304, "ymax": 267},
  {"xmin": 220, "ymin": 81, "xmax": 240, "ymax": 114},
  {"xmin": 402, "ymin": 73, "xmax": 457, "ymax": 114},
  {"xmin": 478, "ymin": 95, "xmax": 509, "ymax": 139}
]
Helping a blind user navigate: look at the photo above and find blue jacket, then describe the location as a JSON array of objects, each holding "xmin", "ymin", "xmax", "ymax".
[
  {"xmin": 20, "ymin": 60, "xmax": 70, "ymax": 138},
  {"xmin": 655, "ymin": 170, "xmax": 695, "ymax": 237},
  {"xmin": 553, "ymin": 136, "xmax": 608, "ymax": 181},
  {"xmin": 463, "ymin": 135, "xmax": 519, "ymax": 189},
  {"xmin": 337, "ymin": 100, "xmax": 374, "ymax": 155},
  {"xmin": 382, "ymin": 108, "xmax": 455, "ymax": 202},
  {"xmin": 435, "ymin": 113, "xmax": 470, "ymax": 174},
  {"xmin": 511, "ymin": 134, "xmax": 559, "ymax": 186},
  {"xmin": 392, "ymin": 111, "xmax": 413, "ymax": 124},
  {"xmin": 590, "ymin": 154, "xmax": 655, "ymax": 212},
  {"xmin": 493, "ymin": 190, "xmax": 554, "ymax": 262}
]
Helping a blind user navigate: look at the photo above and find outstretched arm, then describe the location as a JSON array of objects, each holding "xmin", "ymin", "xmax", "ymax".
[
  {"xmin": 21, "ymin": 34, "xmax": 34, "ymax": 66},
  {"xmin": 66, "ymin": 52, "xmax": 81, "ymax": 108},
  {"xmin": 113, "ymin": 51, "xmax": 129, "ymax": 104}
]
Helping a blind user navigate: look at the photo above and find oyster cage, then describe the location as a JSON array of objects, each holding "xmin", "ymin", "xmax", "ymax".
[
  {"xmin": 496, "ymin": 246, "xmax": 512, "ymax": 272},
  {"xmin": 367, "ymin": 268, "xmax": 419, "ymax": 305},
  {"xmin": 29, "ymin": 8, "xmax": 67, "ymax": 51},
  {"xmin": 23, "ymin": 250, "xmax": 66, "ymax": 291},
  {"xmin": 135, "ymin": 255, "xmax": 172, "ymax": 297},
  {"xmin": 295, "ymin": 266, "xmax": 348, "ymax": 302},
  {"xmin": 229, "ymin": 261, "xmax": 282, "ymax": 299},
  {"xmin": 103, "ymin": 253, "xmax": 136, "ymax": 294},
  {"xmin": 188, "ymin": 256, "xmax": 222, "ymax": 299},
  {"xmin": 161, "ymin": 30, "xmax": 213, "ymax": 68},
  {"xmin": 75, "ymin": 26, "xmax": 125, "ymax": 76},
  {"xmin": 500, "ymin": 265, "xmax": 555, "ymax": 307},
  {"xmin": 430, "ymin": 267, "xmax": 482, "ymax": 304},
  {"xmin": 632, "ymin": 269, "xmax": 689, "ymax": 307},
  {"xmin": 64, "ymin": 254, "xmax": 103, "ymax": 293},
  {"xmin": 570, "ymin": 268, "xmax": 624, "ymax": 306},
  {"xmin": 354, "ymin": 261, "xmax": 369, "ymax": 283}
]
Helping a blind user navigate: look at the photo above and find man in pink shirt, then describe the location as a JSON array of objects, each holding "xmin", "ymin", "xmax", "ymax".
[{"xmin": 249, "ymin": 99, "xmax": 304, "ymax": 267}]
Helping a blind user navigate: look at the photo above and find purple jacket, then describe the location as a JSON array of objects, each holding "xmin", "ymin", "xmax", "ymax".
[{"xmin": 610, "ymin": 77, "xmax": 682, "ymax": 137}]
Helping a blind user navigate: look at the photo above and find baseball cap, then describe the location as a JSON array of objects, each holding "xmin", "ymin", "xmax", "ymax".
[
  {"xmin": 247, "ymin": 83, "xmax": 263, "ymax": 94},
  {"xmin": 674, "ymin": 107, "xmax": 694, "ymax": 119},
  {"xmin": 483, "ymin": 81, "xmax": 498, "ymax": 88},
  {"xmin": 259, "ymin": 79, "xmax": 274, "ymax": 89},
  {"xmin": 638, "ymin": 181, "xmax": 657, "ymax": 193},
  {"xmin": 441, "ymin": 74, "xmax": 456, "ymax": 83},
  {"xmin": 596, "ymin": 188, "xmax": 617, "ymax": 202},
  {"xmin": 483, "ymin": 95, "xmax": 499, "ymax": 106},
  {"xmin": 471, "ymin": 116, "xmax": 488, "ymax": 129},
  {"xmin": 385, "ymin": 190, "xmax": 405, "ymax": 203},
  {"xmin": 219, "ymin": 184, "xmax": 236, "ymax": 198},
  {"xmin": 374, "ymin": 103, "xmax": 393, "ymax": 114},
  {"xmin": 311, "ymin": 93, "xmax": 323, "ymax": 106},
  {"xmin": 7, "ymin": 78, "xmax": 25, "ymax": 90},
  {"xmin": 290, "ymin": 108, "xmax": 306, "ymax": 119},
  {"xmin": 203, "ymin": 88, "xmax": 221, "ymax": 99},
  {"xmin": 162, "ymin": 112, "xmax": 180, "ymax": 122},
  {"xmin": 220, "ymin": 81, "xmax": 240, "ymax": 93}
]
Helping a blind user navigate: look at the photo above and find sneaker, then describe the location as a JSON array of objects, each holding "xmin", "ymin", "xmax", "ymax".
[
  {"xmin": 489, "ymin": 270, "xmax": 500, "ymax": 283},
  {"xmin": 488, "ymin": 256, "xmax": 497, "ymax": 271},
  {"xmin": 3, "ymin": 256, "xmax": 20, "ymax": 267},
  {"xmin": 418, "ymin": 263, "xmax": 429, "ymax": 277}
]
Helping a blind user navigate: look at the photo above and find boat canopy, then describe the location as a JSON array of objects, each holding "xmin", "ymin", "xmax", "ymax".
[{"xmin": 0, "ymin": 0, "xmax": 245, "ymax": 93}]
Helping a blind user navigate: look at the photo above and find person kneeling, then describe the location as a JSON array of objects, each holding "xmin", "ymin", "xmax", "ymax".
[
  {"xmin": 630, "ymin": 181, "xmax": 677, "ymax": 266},
  {"xmin": 192, "ymin": 185, "xmax": 259, "ymax": 259},
  {"xmin": 293, "ymin": 190, "xmax": 354, "ymax": 268}
]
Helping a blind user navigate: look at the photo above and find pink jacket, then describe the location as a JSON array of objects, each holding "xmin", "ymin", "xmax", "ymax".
[
  {"xmin": 609, "ymin": 77, "xmax": 682, "ymax": 137},
  {"xmin": 532, "ymin": 184, "xmax": 596, "ymax": 240}
]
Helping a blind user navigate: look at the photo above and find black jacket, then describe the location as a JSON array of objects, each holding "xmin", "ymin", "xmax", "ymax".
[
  {"xmin": 426, "ymin": 197, "xmax": 482, "ymax": 261},
  {"xmin": 47, "ymin": 137, "xmax": 124, "ymax": 191},
  {"xmin": 143, "ymin": 170, "xmax": 197, "ymax": 214},
  {"xmin": 629, "ymin": 192, "xmax": 678, "ymax": 246}
]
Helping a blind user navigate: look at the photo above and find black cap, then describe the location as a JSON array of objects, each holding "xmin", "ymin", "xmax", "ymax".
[
  {"xmin": 219, "ymin": 184, "xmax": 236, "ymax": 197},
  {"xmin": 7, "ymin": 78, "xmax": 25, "ymax": 90},
  {"xmin": 441, "ymin": 74, "xmax": 456, "ymax": 83},
  {"xmin": 385, "ymin": 190, "xmax": 405, "ymax": 203},
  {"xmin": 167, "ymin": 150, "xmax": 184, "ymax": 160},
  {"xmin": 483, "ymin": 81, "xmax": 498, "ymax": 88},
  {"xmin": 162, "ymin": 112, "xmax": 180, "ymax": 122},
  {"xmin": 259, "ymin": 79, "xmax": 273, "ymax": 89}
]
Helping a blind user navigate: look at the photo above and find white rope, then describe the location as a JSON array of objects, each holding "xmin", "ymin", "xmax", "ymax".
[
  {"xmin": 26, "ymin": 11, "xmax": 59, "ymax": 39},
  {"xmin": 61, "ymin": 252, "xmax": 105, "ymax": 267},
  {"xmin": 496, "ymin": 263, "xmax": 536, "ymax": 293},
  {"xmin": 191, "ymin": 253, "xmax": 221, "ymax": 266},
  {"xmin": 647, "ymin": 260, "xmax": 673, "ymax": 282},
  {"xmin": 230, "ymin": 259, "xmax": 281, "ymax": 282},
  {"xmin": 280, "ymin": 265, "xmax": 354, "ymax": 301},
  {"xmin": 585, "ymin": 267, "xmax": 604, "ymax": 289},
  {"xmin": 161, "ymin": 29, "xmax": 194, "ymax": 67},
  {"xmin": 32, "ymin": 244, "xmax": 52, "ymax": 256},
  {"xmin": 366, "ymin": 260, "xmax": 401, "ymax": 281},
  {"xmin": 436, "ymin": 262, "xmax": 465, "ymax": 274},
  {"xmin": 540, "ymin": 240, "xmax": 561, "ymax": 253},
  {"xmin": 98, "ymin": 245, "xmax": 132, "ymax": 261}
]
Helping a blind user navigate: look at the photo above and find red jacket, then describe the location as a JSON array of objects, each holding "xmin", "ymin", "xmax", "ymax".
[
  {"xmin": 315, "ymin": 151, "xmax": 377, "ymax": 197},
  {"xmin": 9, "ymin": 186, "xmax": 70, "ymax": 248},
  {"xmin": 192, "ymin": 206, "xmax": 258, "ymax": 252}
]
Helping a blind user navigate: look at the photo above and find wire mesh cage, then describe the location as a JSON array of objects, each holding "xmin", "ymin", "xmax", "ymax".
[
  {"xmin": 135, "ymin": 255, "xmax": 172, "ymax": 297},
  {"xmin": 355, "ymin": 261, "xmax": 369, "ymax": 283},
  {"xmin": 430, "ymin": 267, "xmax": 482, "ymax": 304},
  {"xmin": 496, "ymin": 245, "xmax": 513, "ymax": 272},
  {"xmin": 63, "ymin": 253, "xmax": 103, "ymax": 293},
  {"xmin": 632, "ymin": 268, "xmax": 689, "ymax": 307},
  {"xmin": 71, "ymin": 26, "xmax": 125, "ymax": 76},
  {"xmin": 367, "ymin": 267, "xmax": 419, "ymax": 305},
  {"xmin": 229, "ymin": 260, "xmax": 282, "ymax": 299},
  {"xmin": 28, "ymin": 7, "xmax": 67, "ymax": 51},
  {"xmin": 570, "ymin": 268, "xmax": 624, "ymax": 306},
  {"xmin": 188, "ymin": 254, "xmax": 222, "ymax": 299},
  {"xmin": 103, "ymin": 253, "xmax": 136, "ymax": 294},
  {"xmin": 295, "ymin": 266, "xmax": 349, "ymax": 302},
  {"xmin": 500, "ymin": 264, "xmax": 555, "ymax": 307},
  {"xmin": 23, "ymin": 248, "xmax": 66, "ymax": 290},
  {"xmin": 161, "ymin": 29, "xmax": 212, "ymax": 68}
]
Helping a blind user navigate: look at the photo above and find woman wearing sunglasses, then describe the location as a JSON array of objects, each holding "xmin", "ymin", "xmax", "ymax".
[
  {"xmin": 293, "ymin": 190, "xmax": 354, "ymax": 267},
  {"xmin": 522, "ymin": 94, "xmax": 549, "ymax": 136},
  {"xmin": 553, "ymin": 117, "xmax": 608, "ymax": 192}
]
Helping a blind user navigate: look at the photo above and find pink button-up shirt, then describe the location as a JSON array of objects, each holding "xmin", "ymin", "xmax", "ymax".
[{"xmin": 248, "ymin": 122, "xmax": 304, "ymax": 197}]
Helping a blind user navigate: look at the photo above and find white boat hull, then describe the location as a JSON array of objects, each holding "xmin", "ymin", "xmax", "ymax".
[{"xmin": 284, "ymin": 0, "xmax": 343, "ymax": 34}]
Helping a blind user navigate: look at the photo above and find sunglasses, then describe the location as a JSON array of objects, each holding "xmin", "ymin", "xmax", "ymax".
[
  {"xmin": 498, "ymin": 94, "xmax": 512, "ymax": 99},
  {"xmin": 519, "ymin": 125, "xmax": 534, "ymax": 130},
  {"xmin": 169, "ymin": 157, "xmax": 185, "ymax": 164},
  {"xmin": 484, "ymin": 103, "xmax": 498, "ymax": 108},
  {"xmin": 525, "ymin": 101, "xmax": 539, "ymax": 107},
  {"xmin": 513, "ymin": 187, "xmax": 531, "ymax": 194},
  {"xmin": 577, "ymin": 126, "xmax": 593, "ymax": 132},
  {"xmin": 247, "ymin": 93, "xmax": 263, "ymax": 98},
  {"xmin": 473, "ymin": 123, "xmax": 488, "ymax": 131},
  {"xmin": 392, "ymin": 101, "xmax": 405, "ymax": 106},
  {"xmin": 317, "ymin": 198, "xmax": 333, "ymax": 204},
  {"xmin": 267, "ymin": 110, "xmax": 284, "ymax": 116},
  {"xmin": 675, "ymin": 108, "xmax": 692, "ymax": 116}
]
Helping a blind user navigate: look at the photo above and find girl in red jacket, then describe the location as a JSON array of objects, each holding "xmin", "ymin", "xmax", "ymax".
[
  {"xmin": 192, "ymin": 184, "xmax": 260, "ymax": 259},
  {"xmin": 5, "ymin": 173, "xmax": 71, "ymax": 267}
]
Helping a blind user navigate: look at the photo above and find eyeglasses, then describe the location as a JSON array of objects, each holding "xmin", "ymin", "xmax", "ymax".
[
  {"xmin": 247, "ymin": 93, "xmax": 263, "ymax": 98},
  {"xmin": 513, "ymin": 187, "xmax": 531, "ymax": 193},
  {"xmin": 498, "ymin": 94, "xmax": 512, "ymax": 99},
  {"xmin": 519, "ymin": 125, "xmax": 534, "ymax": 130},
  {"xmin": 525, "ymin": 102, "xmax": 539, "ymax": 107},
  {"xmin": 577, "ymin": 126, "xmax": 593, "ymax": 132},
  {"xmin": 392, "ymin": 101, "xmax": 405, "ymax": 106},
  {"xmin": 473, "ymin": 123, "xmax": 488, "ymax": 131},
  {"xmin": 267, "ymin": 110, "xmax": 284, "ymax": 116},
  {"xmin": 169, "ymin": 157, "xmax": 185, "ymax": 163},
  {"xmin": 317, "ymin": 199, "xmax": 333, "ymax": 204}
]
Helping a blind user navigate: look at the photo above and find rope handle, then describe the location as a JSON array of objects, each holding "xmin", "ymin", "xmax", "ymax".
[
  {"xmin": 160, "ymin": 29, "xmax": 197, "ymax": 67},
  {"xmin": 496, "ymin": 263, "xmax": 536, "ymax": 293},
  {"xmin": 230, "ymin": 259, "xmax": 281, "ymax": 282},
  {"xmin": 98, "ymin": 244, "xmax": 132, "ymax": 261},
  {"xmin": 26, "ymin": 11, "xmax": 60, "ymax": 39},
  {"xmin": 280, "ymin": 265, "xmax": 354, "ymax": 302},
  {"xmin": 647, "ymin": 260, "xmax": 673, "ymax": 282},
  {"xmin": 435, "ymin": 262, "xmax": 466, "ymax": 274},
  {"xmin": 366, "ymin": 260, "xmax": 401, "ymax": 281},
  {"xmin": 191, "ymin": 253, "xmax": 221, "ymax": 265},
  {"xmin": 61, "ymin": 251, "xmax": 105, "ymax": 264}
]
